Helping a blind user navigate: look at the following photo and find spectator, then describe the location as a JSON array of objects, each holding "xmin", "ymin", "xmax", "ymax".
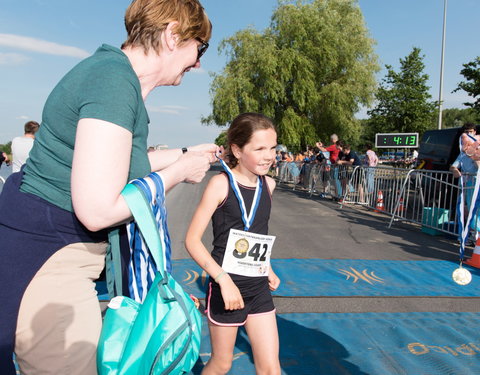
[
  {"xmin": 0, "ymin": 1, "xmax": 215, "ymax": 374},
  {"xmin": 0, "ymin": 151, "xmax": 10, "ymax": 168},
  {"xmin": 364, "ymin": 143, "xmax": 378, "ymax": 168},
  {"xmin": 11, "ymin": 121, "xmax": 40, "ymax": 173},
  {"xmin": 336, "ymin": 144, "xmax": 360, "ymax": 201},
  {"xmin": 316, "ymin": 133, "xmax": 340, "ymax": 164},
  {"xmin": 450, "ymin": 128, "xmax": 480, "ymax": 246},
  {"xmin": 336, "ymin": 144, "xmax": 361, "ymax": 166},
  {"xmin": 460, "ymin": 123, "xmax": 480, "ymax": 166},
  {"xmin": 362, "ymin": 143, "xmax": 378, "ymax": 202}
]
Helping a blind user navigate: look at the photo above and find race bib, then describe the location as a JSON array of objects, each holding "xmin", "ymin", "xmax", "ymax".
[{"xmin": 222, "ymin": 229, "xmax": 276, "ymax": 277}]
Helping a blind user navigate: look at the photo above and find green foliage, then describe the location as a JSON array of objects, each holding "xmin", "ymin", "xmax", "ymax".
[
  {"xmin": 214, "ymin": 131, "xmax": 228, "ymax": 147},
  {"xmin": 454, "ymin": 56, "xmax": 480, "ymax": 114},
  {"xmin": 0, "ymin": 142, "xmax": 12, "ymax": 155},
  {"xmin": 203, "ymin": 0, "xmax": 379, "ymax": 150},
  {"xmin": 441, "ymin": 107, "xmax": 479, "ymax": 128},
  {"xmin": 367, "ymin": 47, "xmax": 437, "ymax": 135}
]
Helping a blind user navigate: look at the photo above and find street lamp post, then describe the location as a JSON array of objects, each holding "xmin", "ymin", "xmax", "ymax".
[{"xmin": 437, "ymin": 0, "xmax": 447, "ymax": 130}]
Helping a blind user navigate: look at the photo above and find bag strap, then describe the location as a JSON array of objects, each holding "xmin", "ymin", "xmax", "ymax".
[
  {"xmin": 106, "ymin": 228, "xmax": 123, "ymax": 297},
  {"xmin": 121, "ymin": 183, "xmax": 165, "ymax": 278}
]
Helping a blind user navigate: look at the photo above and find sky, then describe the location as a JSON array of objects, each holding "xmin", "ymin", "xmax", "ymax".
[{"xmin": 0, "ymin": 0, "xmax": 478, "ymax": 148}]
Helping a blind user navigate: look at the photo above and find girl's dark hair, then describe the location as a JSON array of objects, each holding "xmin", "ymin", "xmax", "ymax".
[{"xmin": 226, "ymin": 112, "xmax": 276, "ymax": 168}]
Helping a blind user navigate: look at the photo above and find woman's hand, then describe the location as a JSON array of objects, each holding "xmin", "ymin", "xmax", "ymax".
[
  {"xmin": 268, "ymin": 269, "xmax": 281, "ymax": 291},
  {"xmin": 187, "ymin": 143, "xmax": 220, "ymax": 163},
  {"xmin": 218, "ymin": 274, "xmax": 244, "ymax": 310},
  {"xmin": 176, "ymin": 151, "xmax": 211, "ymax": 184}
]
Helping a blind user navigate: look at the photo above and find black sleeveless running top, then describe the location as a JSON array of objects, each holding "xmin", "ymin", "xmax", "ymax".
[{"xmin": 211, "ymin": 172, "xmax": 272, "ymax": 267}]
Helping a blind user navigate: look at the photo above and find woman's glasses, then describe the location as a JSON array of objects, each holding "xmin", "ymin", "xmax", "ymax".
[{"xmin": 195, "ymin": 38, "xmax": 209, "ymax": 60}]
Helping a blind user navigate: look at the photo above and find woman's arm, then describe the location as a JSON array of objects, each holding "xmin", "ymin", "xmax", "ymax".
[
  {"xmin": 185, "ymin": 174, "xmax": 244, "ymax": 310},
  {"xmin": 71, "ymin": 119, "xmax": 133, "ymax": 232},
  {"xmin": 72, "ymin": 120, "xmax": 217, "ymax": 231},
  {"xmin": 148, "ymin": 143, "xmax": 218, "ymax": 172}
]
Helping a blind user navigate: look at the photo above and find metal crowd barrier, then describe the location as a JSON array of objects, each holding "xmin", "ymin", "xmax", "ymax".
[
  {"xmin": 342, "ymin": 165, "xmax": 412, "ymax": 211},
  {"xmin": 308, "ymin": 164, "xmax": 351, "ymax": 199},
  {"xmin": 276, "ymin": 161, "xmax": 349, "ymax": 197},
  {"xmin": 276, "ymin": 161, "xmax": 474, "ymax": 238},
  {"xmin": 386, "ymin": 169, "xmax": 467, "ymax": 237},
  {"xmin": 276, "ymin": 161, "xmax": 303, "ymax": 187}
]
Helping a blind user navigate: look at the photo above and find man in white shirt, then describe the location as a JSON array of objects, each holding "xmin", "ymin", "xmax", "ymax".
[{"xmin": 11, "ymin": 121, "xmax": 39, "ymax": 173}]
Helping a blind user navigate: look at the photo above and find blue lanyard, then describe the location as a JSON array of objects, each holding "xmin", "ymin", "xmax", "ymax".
[{"xmin": 218, "ymin": 158, "xmax": 262, "ymax": 231}]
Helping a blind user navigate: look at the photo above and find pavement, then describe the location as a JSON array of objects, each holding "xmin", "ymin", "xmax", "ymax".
[
  {"xmin": 167, "ymin": 170, "xmax": 479, "ymax": 314},
  {"xmin": 165, "ymin": 169, "xmax": 480, "ymax": 374}
]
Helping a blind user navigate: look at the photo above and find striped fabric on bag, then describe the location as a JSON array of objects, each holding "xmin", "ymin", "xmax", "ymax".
[{"xmin": 126, "ymin": 173, "xmax": 172, "ymax": 302}]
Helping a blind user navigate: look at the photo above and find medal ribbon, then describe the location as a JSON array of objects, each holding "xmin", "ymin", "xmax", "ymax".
[
  {"xmin": 217, "ymin": 156, "xmax": 262, "ymax": 231},
  {"xmin": 457, "ymin": 134, "xmax": 480, "ymax": 262}
]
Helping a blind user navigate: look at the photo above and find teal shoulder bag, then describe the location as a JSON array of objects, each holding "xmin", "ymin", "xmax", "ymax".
[{"xmin": 97, "ymin": 183, "xmax": 202, "ymax": 375}]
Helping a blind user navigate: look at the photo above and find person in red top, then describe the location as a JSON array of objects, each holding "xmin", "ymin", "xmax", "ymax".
[{"xmin": 316, "ymin": 134, "xmax": 340, "ymax": 164}]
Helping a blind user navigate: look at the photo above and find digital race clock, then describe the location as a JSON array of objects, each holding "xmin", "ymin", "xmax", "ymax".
[{"xmin": 375, "ymin": 133, "xmax": 418, "ymax": 148}]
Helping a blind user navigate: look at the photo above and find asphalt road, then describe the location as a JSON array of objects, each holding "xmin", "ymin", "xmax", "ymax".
[{"xmin": 166, "ymin": 168, "xmax": 479, "ymax": 314}]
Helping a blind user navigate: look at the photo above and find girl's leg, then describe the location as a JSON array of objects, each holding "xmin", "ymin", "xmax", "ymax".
[
  {"xmin": 245, "ymin": 312, "xmax": 280, "ymax": 375},
  {"xmin": 202, "ymin": 321, "xmax": 238, "ymax": 375}
]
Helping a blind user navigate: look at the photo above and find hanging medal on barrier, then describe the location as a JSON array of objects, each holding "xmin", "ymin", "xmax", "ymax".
[
  {"xmin": 453, "ymin": 136, "xmax": 477, "ymax": 285},
  {"xmin": 217, "ymin": 157, "xmax": 276, "ymax": 277},
  {"xmin": 452, "ymin": 262, "xmax": 472, "ymax": 286}
]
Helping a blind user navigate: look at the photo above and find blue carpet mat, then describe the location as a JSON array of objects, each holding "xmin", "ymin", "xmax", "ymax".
[
  {"xmin": 170, "ymin": 258, "xmax": 480, "ymax": 298},
  {"xmin": 191, "ymin": 312, "xmax": 480, "ymax": 375}
]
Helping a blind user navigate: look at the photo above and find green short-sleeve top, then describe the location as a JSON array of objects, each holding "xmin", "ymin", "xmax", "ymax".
[{"xmin": 21, "ymin": 44, "xmax": 151, "ymax": 212}]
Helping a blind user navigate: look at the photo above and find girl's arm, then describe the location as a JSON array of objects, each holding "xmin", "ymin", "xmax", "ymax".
[
  {"xmin": 265, "ymin": 175, "xmax": 280, "ymax": 290},
  {"xmin": 185, "ymin": 174, "xmax": 245, "ymax": 310},
  {"xmin": 268, "ymin": 267, "xmax": 281, "ymax": 291},
  {"xmin": 266, "ymin": 175, "xmax": 276, "ymax": 194}
]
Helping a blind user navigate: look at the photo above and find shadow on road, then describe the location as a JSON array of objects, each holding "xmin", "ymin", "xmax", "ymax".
[{"xmin": 276, "ymin": 184, "xmax": 463, "ymax": 262}]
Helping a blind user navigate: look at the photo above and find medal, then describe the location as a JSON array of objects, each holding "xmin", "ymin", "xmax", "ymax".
[
  {"xmin": 235, "ymin": 238, "xmax": 249, "ymax": 254},
  {"xmin": 452, "ymin": 265, "xmax": 472, "ymax": 285},
  {"xmin": 217, "ymin": 157, "xmax": 262, "ymax": 231}
]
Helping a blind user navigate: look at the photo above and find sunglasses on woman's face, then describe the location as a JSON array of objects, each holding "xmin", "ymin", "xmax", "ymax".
[{"xmin": 195, "ymin": 38, "xmax": 209, "ymax": 60}]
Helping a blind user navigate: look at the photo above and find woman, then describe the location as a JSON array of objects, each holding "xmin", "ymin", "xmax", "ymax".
[
  {"xmin": 362, "ymin": 143, "xmax": 378, "ymax": 201},
  {"xmin": 0, "ymin": 0, "xmax": 215, "ymax": 374}
]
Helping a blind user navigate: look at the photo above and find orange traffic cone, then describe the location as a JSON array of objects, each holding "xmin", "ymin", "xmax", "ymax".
[
  {"xmin": 465, "ymin": 238, "xmax": 480, "ymax": 268},
  {"xmin": 374, "ymin": 190, "xmax": 384, "ymax": 212},
  {"xmin": 398, "ymin": 196, "xmax": 405, "ymax": 212}
]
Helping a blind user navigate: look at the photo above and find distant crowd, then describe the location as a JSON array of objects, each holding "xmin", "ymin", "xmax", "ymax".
[{"xmin": 273, "ymin": 134, "xmax": 379, "ymax": 173}]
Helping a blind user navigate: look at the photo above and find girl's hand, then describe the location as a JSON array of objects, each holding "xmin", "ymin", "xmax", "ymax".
[
  {"xmin": 268, "ymin": 269, "xmax": 281, "ymax": 291},
  {"xmin": 218, "ymin": 274, "xmax": 244, "ymax": 310}
]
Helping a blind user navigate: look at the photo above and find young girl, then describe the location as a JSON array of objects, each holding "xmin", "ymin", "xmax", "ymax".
[{"xmin": 185, "ymin": 112, "xmax": 281, "ymax": 375}]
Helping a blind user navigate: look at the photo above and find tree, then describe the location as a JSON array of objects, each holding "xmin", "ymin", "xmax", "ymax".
[
  {"xmin": 454, "ymin": 56, "xmax": 480, "ymax": 115},
  {"xmin": 214, "ymin": 131, "xmax": 228, "ymax": 147},
  {"xmin": 0, "ymin": 142, "xmax": 12, "ymax": 155},
  {"xmin": 441, "ymin": 107, "xmax": 479, "ymax": 128},
  {"xmin": 203, "ymin": 0, "xmax": 379, "ymax": 150},
  {"xmin": 367, "ymin": 47, "xmax": 437, "ymax": 135}
]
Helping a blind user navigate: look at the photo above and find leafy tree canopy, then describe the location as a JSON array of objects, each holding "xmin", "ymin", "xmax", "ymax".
[
  {"xmin": 203, "ymin": 0, "xmax": 379, "ymax": 150},
  {"xmin": 441, "ymin": 107, "xmax": 479, "ymax": 128},
  {"xmin": 454, "ymin": 56, "xmax": 480, "ymax": 114},
  {"xmin": 367, "ymin": 47, "xmax": 437, "ymax": 135},
  {"xmin": 0, "ymin": 142, "xmax": 12, "ymax": 155},
  {"xmin": 214, "ymin": 131, "xmax": 228, "ymax": 147}
]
